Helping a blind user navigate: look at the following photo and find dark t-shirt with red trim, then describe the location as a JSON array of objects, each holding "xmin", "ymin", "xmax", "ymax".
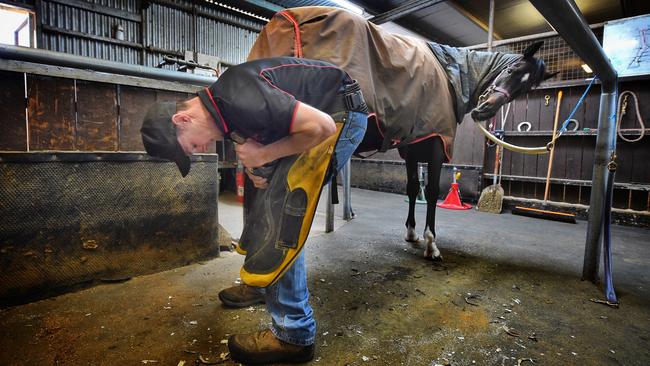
[{"xmin": 197, "ymin": 57, "xmax": 354, "ymax": 145}]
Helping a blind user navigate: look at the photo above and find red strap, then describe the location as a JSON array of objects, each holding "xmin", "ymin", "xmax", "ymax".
[{"xmin": 279, "ymin": 10, "xmax": 303, "ymax": 58}]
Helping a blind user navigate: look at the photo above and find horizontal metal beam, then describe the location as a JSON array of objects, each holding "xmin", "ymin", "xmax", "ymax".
[
  {"xmin": 46, "ymin": 0, "xmax": 141, "ymax": 22},
  {"xmin": 0, "ymin": 151, "xmax": 219, "ymax": 163},
  {"xmin": 528, "ymin": 0, "xmax": 617, "ymax": 91},
  {"xmin": 0, "ymin": 44, "xmax": 217, "ymax": 86},
  {"xmin": 369, "ymin": 0, "xmax": 444, "ymax": 25},
  {"xmin": 465, "ymin": 22, "xmax": 605, "ymax": 50},
  {"xmin": 0, "ymin": 59, "xmax": 202, "ymax": 93},
  {"xmin": 151, "ymin": 0, "xmax": 264, "ymax": 32},
  {"xmin": 42, "ymin": 24, "xmax": 144, "ymax": 50}
]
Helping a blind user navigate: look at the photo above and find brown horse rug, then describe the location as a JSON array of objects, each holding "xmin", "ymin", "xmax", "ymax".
[{"xmin": 248, "ymin": 6, "xmax": 519, "ymax": 161}]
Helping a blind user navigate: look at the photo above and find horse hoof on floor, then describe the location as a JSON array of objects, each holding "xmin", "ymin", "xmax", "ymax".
[
  {"xmin": 405, "ymin": 226, "xmax": 419, "ymax": 243},
  {"xmin": 405, "ymin": 236, "xmax": 420, "ymax": 243},
  {"xmin": 424, "ymin": 254, "xmax": 443, "ymax": 262}
]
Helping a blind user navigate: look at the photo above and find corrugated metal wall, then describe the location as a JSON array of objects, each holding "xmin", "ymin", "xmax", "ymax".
[{"xmin": 34, "ymin": 0, "xmax": 263, "ymax": 68}]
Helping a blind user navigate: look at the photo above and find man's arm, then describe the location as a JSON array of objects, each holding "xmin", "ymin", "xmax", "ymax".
[{"xmin": 234, "ymin": 102, "xmax": 336, "ymax": 169}]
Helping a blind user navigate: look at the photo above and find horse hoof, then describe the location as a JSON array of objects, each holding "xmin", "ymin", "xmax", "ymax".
[
  {"xmin": 405, "ymin": 235, "xmax": 420, "ymax": 243},
  {"xmin": 424, "ymin": 254, "xmax": 443, "ymax": 262}
]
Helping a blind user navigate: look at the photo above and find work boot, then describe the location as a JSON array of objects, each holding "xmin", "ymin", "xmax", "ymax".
[
  {"xmin": 218, "ymin": 284, "xmax": 265, "ymax": 308},
  {"xmin": 228, "ymin": 329, "xmax": 315, "ymax": 364}
]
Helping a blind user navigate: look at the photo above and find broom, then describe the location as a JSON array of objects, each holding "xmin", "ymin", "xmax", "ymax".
[
  {"xmin": 477, "ymin": 103, "xmax": 510, "ymax": 214},
  {"xmin": 477, "ymin": 142, "xmax": 504, "ymax": 213}
]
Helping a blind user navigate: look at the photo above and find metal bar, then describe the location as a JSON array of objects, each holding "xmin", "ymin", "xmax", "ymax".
[
  {"xmin": 369, "ymin": 0, "xmax": 444, "ymax": 25},
  {"xmin": 343, "ymin": 160, "xmax": 353, "ymax": 220},
  {"xmin": 0, "ymin": 44, "xmax": 216, "ymax": 86},
  {"xmin": 151, "ymin": 0, "xmax": 263, "ymax": 33},
  {"xmin": 326, "ymin": 183, "xmax": 334, "ymax": 233},
  {"xmin": 484, "ymin": 173, "xmax": 650, "ymax": 191},
  {"xmin": 46, "ymin": 0, "xmax": 142, "ymax": 22},
  {"xmin": 528, "ymin": 0, "xmax": 619, "ymax": 284},
  {"xmin": 487, "ymin": 0, "xmax": 494, "ymax": 52},
  {"xmin": 0, "ymin": 151, "xmax": 220, "ymax": 162},
  {"xmin": 1, "ymin": 1, "xmax": 35, "ymax": 10},
  {"xmin": 14, "ymin": 18, "xmax": 29, "ymax": 46},
  {"xmin": 0, "ymin": 59, "xmax": 201, "ymax": 93},
  {"xmin": 583, "ymin": 90, "xmax": 617, "ymax": 282},
  {"xmin": 465, "ymin": 22, "xmax": 605, "ymax": 50},
  {"xmin": 42, "ymin": 24, "xmax": 144, "ymax": 50}
]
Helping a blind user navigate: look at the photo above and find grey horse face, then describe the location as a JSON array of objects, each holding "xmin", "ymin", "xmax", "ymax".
[{"xmin": 471, "ymin": 41, "xmax": 557, "ymax": 121}]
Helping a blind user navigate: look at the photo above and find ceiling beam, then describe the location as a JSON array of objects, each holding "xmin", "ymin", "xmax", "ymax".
[
  {"xmin": 369, "ymin": 0, "xmax": 445, "ymax": 25},
  {"xmin": 446, "ymin": 1, "xmax": 501, "ymax": 40}
]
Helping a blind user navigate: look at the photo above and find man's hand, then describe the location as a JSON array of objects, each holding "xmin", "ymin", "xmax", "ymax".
[
  {"xmin": 234, "ymin": 139, "xmax": 268, "ymax": 168},
  {"xmin": 245, "ymin": 168, "xmax": 269, "ymax": 189}
]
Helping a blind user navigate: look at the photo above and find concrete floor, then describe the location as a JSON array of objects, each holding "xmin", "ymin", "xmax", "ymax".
[{"xmin": 1, "ymin": 188, "xmax": 649, "ymax": 365}]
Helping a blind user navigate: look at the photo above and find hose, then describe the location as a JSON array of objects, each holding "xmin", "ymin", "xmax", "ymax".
[{"xmin": 617, "ymin": 91, "xmax": 646, "ymax": 143}]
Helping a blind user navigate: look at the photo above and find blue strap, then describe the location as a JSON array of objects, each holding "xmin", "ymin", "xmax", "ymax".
[{"xmin": 557, "ymin": 76, "xmax": 598, "ymax": 135}]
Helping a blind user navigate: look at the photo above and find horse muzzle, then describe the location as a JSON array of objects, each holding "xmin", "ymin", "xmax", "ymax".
[{"xmin": 471, "ymin": 92, "xmax": 508, "ymax": 121}]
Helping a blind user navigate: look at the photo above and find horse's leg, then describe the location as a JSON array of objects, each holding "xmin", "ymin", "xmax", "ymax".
[
  {"xmin": 404, "ymin": 152, "xmax": 420, "ymax": 243},
  {"xmin": 423, "ymin": 138, "xmax": 445, "ymax": 260}
]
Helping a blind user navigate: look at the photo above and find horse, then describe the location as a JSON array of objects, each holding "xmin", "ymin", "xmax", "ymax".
[{"xmin": 247, "ymin": 7, "xmax": 554, "ymax": 260}]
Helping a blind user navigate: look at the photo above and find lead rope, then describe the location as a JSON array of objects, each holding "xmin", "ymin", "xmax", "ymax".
[
  {"xmin": 549, "ymin": 76, "xmax": 598, "ymax": 145},
  {"xmin": 603, "ymin": 151, "xmax": 619, "ymax": 306},
  {"xmin": 616, "ymin": 91, "xmax": 646, "ymax": 143},
  {"xmin": 498, "ymin": 102, "xmax": 511, "ymax": 185}
]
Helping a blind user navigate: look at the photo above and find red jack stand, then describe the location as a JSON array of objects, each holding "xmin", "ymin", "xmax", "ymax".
[{"xmin": 437, "ymin": 168, "xmax": 472, "ymax": 210}]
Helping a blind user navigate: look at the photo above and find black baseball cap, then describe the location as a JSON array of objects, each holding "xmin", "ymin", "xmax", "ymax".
[{"xmin": 140, "ymin": 101, "xmax": 191, "ymax": 177}]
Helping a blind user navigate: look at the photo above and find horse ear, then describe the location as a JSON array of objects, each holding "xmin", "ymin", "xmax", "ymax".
[
  {"xmin": 543, "ymin": 71, "xmax": 560, "ymax": 81},
  {"xmin": 522, "ymin": 41, "xmax": 544, "ymax": 59}
]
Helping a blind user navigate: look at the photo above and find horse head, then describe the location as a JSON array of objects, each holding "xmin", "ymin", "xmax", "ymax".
[{"xmin": 471, "ymin": 41, "xmax": 557, "ymax": 121}]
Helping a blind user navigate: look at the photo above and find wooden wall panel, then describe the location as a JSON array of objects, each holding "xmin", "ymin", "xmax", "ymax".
[
  {"xmin": 119, "ymin": 86, "xmax": 156, "ymax": 151},
  {"xmin": 509, "ymin": 98, "xmax": 526, "ymax": 176},
  {"xmin": 551, "ymin": 88, "xmax": 574, "ymax": 180},
  {"xmin": 527, "ymin": 89, "xmax": 544, "ymax": 131},
  {"xmin": 452, "ymin": 115, "xmax": 484, "ymax": 166},
  {"xmin": 565, "ymin": 185, "xmax": 580, "ymax": 204},
  {"xmin": 612, "ymin": 188, "xmax": 628, "ymax": 209},
  {"xmin": 536, "ymin": 91, "xmax": 557, "ymax": 178},
  {"xmin": 581, "ymin": 138, "xmax": 596, "ymax": 181},
  {"xmin": 0, "ymin": 71, "xmax": 27, "ymax": 151},
  {"xmin": 580, "ymin": 186, "xmax": 591, "ymax": 206},
  {"xmin": 521, "ymin": 179, "xmax": 536, "ymax": 199},
  {"xmin": 549, "ymin": 183, "xmax": 564, "ymax": 202},
  {"xmin": 523, "ymin": 91, "xmax": 542, "ymax": 177},
  {"xmin": 630, "ymin": 190, "xmax": 648, "ymax": 212},
  {"xmin": 629, "ymin": 136, "xmax": 650, "ymax": 183},
  {"xmin": 27, "ymin": 75, "xmax": 75, "ymax": 151},
  {"xmin": 76, "ymin": 81, "xmax": 118, "ymax": 151},
  {"xmin": 538, "ymin": 90, "xmax": 557, "ymax": 131},
  {"xmin": 582, "ymin": 89, "xmax": 600, "ymax": 130},
  {"xmin": 615, "ymin": 140, "xmax": 635, "ymax": 182}
]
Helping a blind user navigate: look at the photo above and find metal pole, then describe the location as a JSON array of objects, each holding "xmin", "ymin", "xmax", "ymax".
[
  {"xmin": 325, "ymin": 182, "xmax": 334, "ymax": 232},
  {"xmin": 487, "ymin": 0, "xmax": 494, "ymax": 52},
  {"xmin": 0, "ymin": 44, "xmax": 216, "ymax": 86},
  {"xmin": 583, "ymin": 90, "xmax": 617, "ymax": 281},
  {"xmin": 528, "ymin": 0, "xmax": 618, "ymax": 283},
  {"xmin": 342, "ymin": 160, "xmax": 353, "ymax": 220}
]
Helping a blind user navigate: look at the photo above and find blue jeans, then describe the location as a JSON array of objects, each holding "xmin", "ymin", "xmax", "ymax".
[{"xmin": 257, "ymin": 111, "xmax": 367, "ymax": 346}]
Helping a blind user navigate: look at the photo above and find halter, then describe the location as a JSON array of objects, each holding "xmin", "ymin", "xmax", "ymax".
[
  {"xmin": 478, "ymin": 66, "xmax": 513, "ymax": 104},
  {"xmin": 477, "ymin": 57, "xmax": 544, "ymax": 104}
]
